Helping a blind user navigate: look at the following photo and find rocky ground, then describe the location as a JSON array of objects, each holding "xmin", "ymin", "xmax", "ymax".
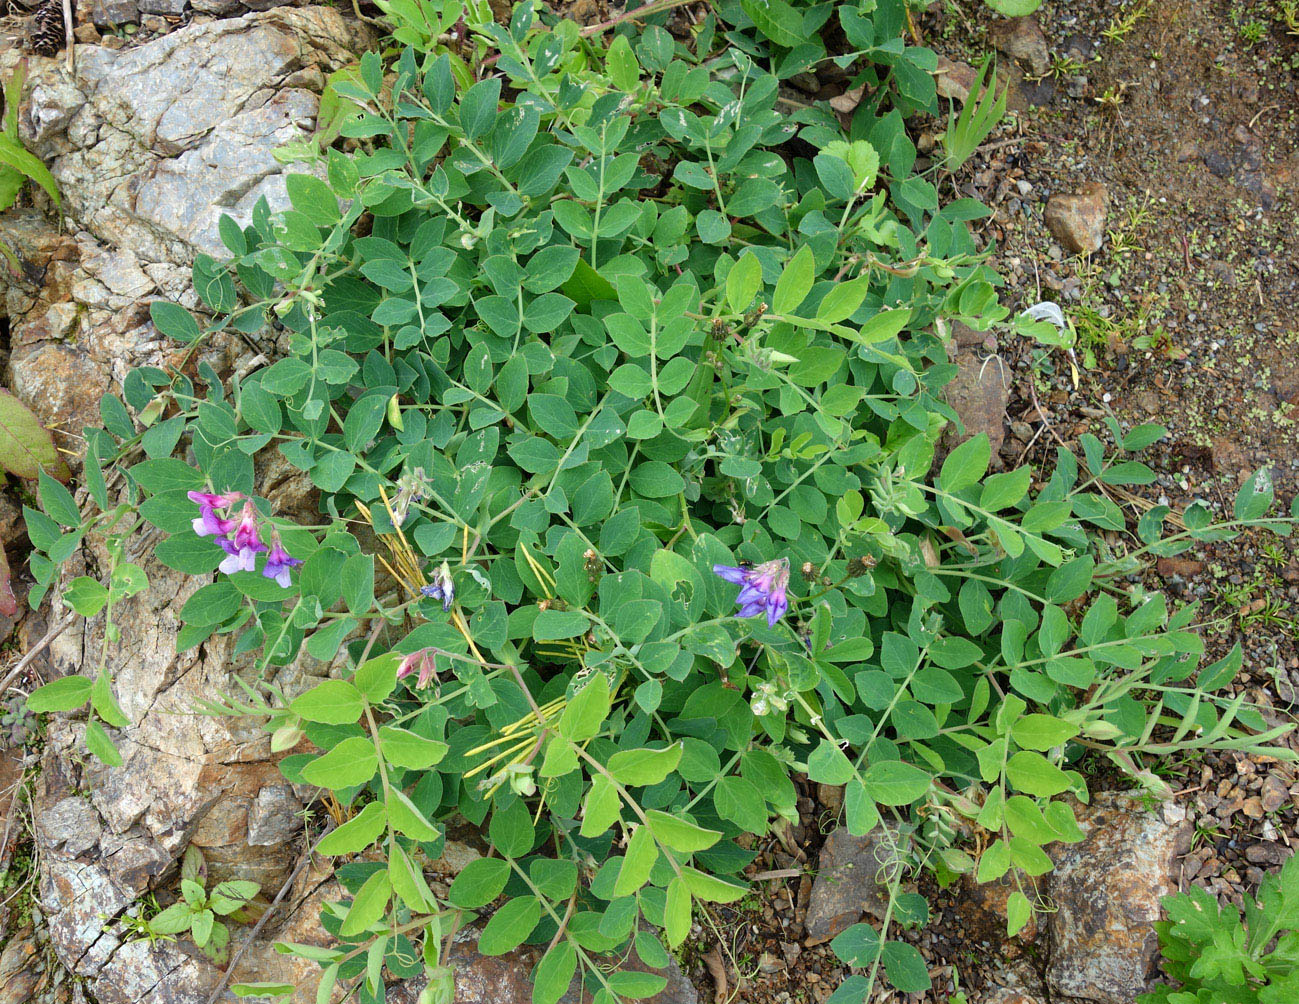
[{"xmin": 0, "ymin": 1, "xmax": 1295, "ymax": 1004}]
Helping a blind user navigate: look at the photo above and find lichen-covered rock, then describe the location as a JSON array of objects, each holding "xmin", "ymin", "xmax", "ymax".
[
  {"xmin": 975, "ymin": 987, "xmax": 1047, "ymax": 1004},
  {"xmin": 1, "ymin": 18, "xmax": 373, "ymax": 1002},
  {"xmin": 27, "ymin": 413, "xmax": 342, "ymax": 1000},
  {"xmin": 9, "ymin": 7, "xmax": 371, "ymax": 262},
  {"xmin": 247, "ymin": 784, "xmax": 304, "ymax": 845},
  {"xmin": 0, "ymin": 931, "xmax": 42, "ymax": 1004},
  {"xmin": 189, "ymin": 0, "xmax": 244, "ymax": 13},
  {"xmin": 35, "ymin": 706, "xmax": 335, "ymax": 1003},
  {"xmin": 1046, "ymin": 792, "xmax": 1192, "ymax": 1004}
]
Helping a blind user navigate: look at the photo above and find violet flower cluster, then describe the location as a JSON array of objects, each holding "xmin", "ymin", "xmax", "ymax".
[
  {"xmin": 713, "ymin": 557, "xmax": 790, "ymax": 626},
  {"xmin": 188, "ymin": 491, "xmax": 301, "ymax": 586}
]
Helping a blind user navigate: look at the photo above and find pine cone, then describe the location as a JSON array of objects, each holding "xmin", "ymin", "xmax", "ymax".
[{"xmin": 30, "ymin": 0, "xmax": 67, "ymax": 56}]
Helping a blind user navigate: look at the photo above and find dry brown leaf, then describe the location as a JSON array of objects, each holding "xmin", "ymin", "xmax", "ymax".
[
  {"xmin": 703, "ymin": 946, "xmax": 728, "ymax": 1004},
  {"xmin": 829, "ymin": 86, "xmax": 865, "ymax": 114}
]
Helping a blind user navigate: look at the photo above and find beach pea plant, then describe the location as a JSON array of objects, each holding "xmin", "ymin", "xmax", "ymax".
[{"xmin": 22, "ymin": 1, "xmax": 1297, "ymax": 1002}]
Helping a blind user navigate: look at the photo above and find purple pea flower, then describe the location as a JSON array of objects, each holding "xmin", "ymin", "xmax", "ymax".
[
  {"xmin": 192, "ymin": 507, "xmax": 235, "ymax": 537},
  {"xmin": 217, "ymin": 501, "xmax": 268, "ymax": 574},
  {"xmin": 713, "ymin": 558, "xmax": 791, "ymax": 627},
  {"xmin": 217, "ymin": 536, "xmax": 264, "ymax": 574},
  {"xmin": 262, "ymin": 530, "xmax": 302, "ymax": 588},
  {"xmin": 231, "ymin": 502, "xmax": 263, "ymax": 550},
  {"xmin": 188, "ymin": 491, "xmax": 242, "ymax": 509},
  {"xmin": 187, "ymin": 490, "xmax": 241, "ymax": 537},
  {"xmin": 420, "ymin": 560, "xmax": 455, "ymax": 611}
]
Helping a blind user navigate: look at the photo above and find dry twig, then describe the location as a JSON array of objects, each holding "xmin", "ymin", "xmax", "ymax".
[
  {"xmin": 0, "ymin": 615, "xmax": 75, "ymax": 697},
  {"xmin": 61, "ymin": 0, "xmax": 72, "ymax": 69}
]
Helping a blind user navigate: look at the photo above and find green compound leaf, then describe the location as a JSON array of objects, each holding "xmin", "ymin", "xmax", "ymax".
[
  {"xmin": 299, "ymin": 737, "xmax": 378, "ymax": 789},
  {"xmin": 318, "ymin": 802, "xmax": 386, "ymax": 856},
  {"xmin": 863, "ymin": 760, "xmax": 932, "ymax": 806},
  {"xmin": 739, "ymin": 0, "xmax": 805, "ymax": 47}
]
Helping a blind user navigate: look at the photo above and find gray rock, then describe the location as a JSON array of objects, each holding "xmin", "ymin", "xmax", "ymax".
[
  {"xmin": 89, "ymin": 0, "xmax": 139, "ymax": 26},
  {"xmin": 35, "ymin": 796, "xmax": 103, "ymax": 857},
  {"xmin": 133, "ymin": 86, "xmax": 321, "ymax": 254},
  {"xmin": 1063, "ymin": 32, "xmax": 1097, "ymax": 61},
  {"xmin": 38, "ymin": 850, "xmax": 130, "ymax": 976},
  {"xmin": 188, "ymin": 0, "xmax": 242, "ymax": 12},
  {"xmin": 98, "ymin": 832, "xmax": 173, "ymax": 897},
  {"xmin": 247, "ymin": 784, "xmax": 303, "ymax": 846},
  {"xmin": 1236, "ymin": 170, "xmax": 1278, "ymax": 209},
  {"xmin": 0, "ymin": 7, "xmax": 369, "ymax": 475},
  {"xmin": 804, "ymin": 824, "xmax": 905, "ymax": 945},
  {"xmin": 1205, "ymin": 150, "xmax": 1232, "ymax": 177},
  {"xmin": 137, "ymin": 0, "xmax": 186, "ymax": 13},
  {"xmin": 25, "ymin": 76, "xmax": 87, "ymax": 150},
  {"xmin": 92, "ymin": 940, "xmax": 212, "ymax": 1004},
  {"xmin": 82, "ymin": 246, "xmax": 155, "ymax": 300},
  {"xmin": 1046, "ymin": 792, "xmax": 1192, "ymax": 1004},
  {"xmin": 1245, "ymin": 840, "xmax": 1292, "ymax": 866},
  {"xmin": 1260, "ymin": 775, "xmax": 1289, "ymax": 812},
  {"xmin": 1044, "ymin": 181, "xmax": 1109, "ymax": 255},
  {"xmin": 990, "ymin": 16, "xmax": 1051, "ymax": 76}
]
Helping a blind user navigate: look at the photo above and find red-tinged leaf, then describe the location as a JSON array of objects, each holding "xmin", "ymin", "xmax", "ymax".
[{"xmin": 0, "ymin": 389, "xmax": 69, "ymax": 481}]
